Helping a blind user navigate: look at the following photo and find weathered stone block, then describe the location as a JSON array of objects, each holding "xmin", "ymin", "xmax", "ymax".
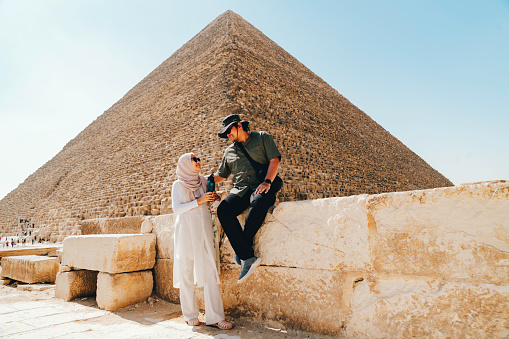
[
  {"xmin": 220, "ymin": 264, "xmax": 344, "ymax": 336},
  {"xmin": 96, "ymin": 270, "xmax": 153, "ymax": 311},
  {"xmin": 62, "ymin": 234, "xmax": 156, "ymax": 273},
  {"xmin": 79, "ymin": 216, "xmax": 144, "ymax": 235},
  {"xmin": 55, "ymin": 270, "xmax": 98, "ymax": 301},
  {"xmin": 367, "ymin": 182, "xmax": 509, "ymax": 284},
  {"xmin": 0, "ymin": 255, "xmax": 59, "ymax": 283},
  {"xmin": 0, "ymin": 245, "xmax": 62, "ymax": 259},
  {"xmin": 256, "ymin": 195, "xmax": 371, "ymax": 271},
  {"xmin": 153, "ymin": 258, "xmax": 179, "ymax": 303},
  {"xmin": 149, "ymin": 214, "xmax": 177, "ymax": 259},
  {"xmin": 344, "ymin": 274, "xmax": 509, "ymax": 338}
]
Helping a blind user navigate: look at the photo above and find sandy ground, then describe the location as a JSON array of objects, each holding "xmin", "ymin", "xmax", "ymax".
[{"xmin": 0, "ymin": 282, "xmax": 335, "ymax": 339}]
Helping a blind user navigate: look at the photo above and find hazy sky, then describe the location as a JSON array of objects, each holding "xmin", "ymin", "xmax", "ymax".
[{"xmin": 1, "ymin": 0, "xmax": 508, "ymax": 199}]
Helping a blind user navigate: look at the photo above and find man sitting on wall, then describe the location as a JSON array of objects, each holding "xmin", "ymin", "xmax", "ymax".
[{"xmin": 210, "ymin": 114, "xmax": 282, "ymax": 283}]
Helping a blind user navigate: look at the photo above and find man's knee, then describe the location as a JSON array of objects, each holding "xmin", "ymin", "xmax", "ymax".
[{"xmin": 250, "ymin": 192, "xmax": 276, "ymax": 209}]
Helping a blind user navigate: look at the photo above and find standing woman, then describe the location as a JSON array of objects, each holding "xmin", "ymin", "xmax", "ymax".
[{"xmin": 172, "ymin": 153, "xmax": 232, "ymax": 330}]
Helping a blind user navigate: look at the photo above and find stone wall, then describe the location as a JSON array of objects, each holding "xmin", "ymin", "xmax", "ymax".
[
  {"xmin": 152, "ymin": 180, "xmax": 509, "ymax": 337},
  {"xmin": 0, "ymin": 10, "xmax": 452, "ymax": 240}
]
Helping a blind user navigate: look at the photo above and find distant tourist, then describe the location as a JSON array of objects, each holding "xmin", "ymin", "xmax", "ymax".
[
  {"xmin": 211, "ymin": 114, "xmax": 282, "ymax": 283},
  {"xmin": 171, "ymin": 153, "xmax": 232, "ymax": 330}
]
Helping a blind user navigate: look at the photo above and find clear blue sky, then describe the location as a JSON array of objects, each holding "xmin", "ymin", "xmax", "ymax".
[{"xmin": 1, "ymin": 0, "xmax": 508, "ymax": 199}]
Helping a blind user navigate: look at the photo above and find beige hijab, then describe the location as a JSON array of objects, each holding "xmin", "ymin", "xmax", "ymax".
[{"xmin": 176, "ymin": 153, "xmax": 206, "ymax": 199}]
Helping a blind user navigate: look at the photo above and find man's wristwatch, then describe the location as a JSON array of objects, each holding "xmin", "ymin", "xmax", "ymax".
[{"xmin": 264, "ymin": 179, "xmax": 272, "ymax": 185}]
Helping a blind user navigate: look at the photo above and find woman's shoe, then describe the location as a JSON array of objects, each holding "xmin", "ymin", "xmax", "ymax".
[
  {"xmin": 207, "ymin": 320, "xmax": 233, "ymax": 330},
  {"xmin": 185, "ymin": 318, "xmax": 200, "ymax": 326}
]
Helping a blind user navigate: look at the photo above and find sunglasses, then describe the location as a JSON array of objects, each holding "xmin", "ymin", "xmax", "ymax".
[
  {"xmin": 191, "ymin": 157, "xmax": 201, "ymax": 163},
  {"xmin": 226, "ymin": 123, "xmax": 238, "ymax": 135}
]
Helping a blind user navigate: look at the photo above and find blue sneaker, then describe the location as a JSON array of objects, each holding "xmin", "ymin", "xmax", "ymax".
[
  {"xmin": 238, "ymin": 256, "xmax": 261, "ymax": 284},
  {"xmin": 234, "ymin": 255, "xmax": 241, "ymax": 265}
]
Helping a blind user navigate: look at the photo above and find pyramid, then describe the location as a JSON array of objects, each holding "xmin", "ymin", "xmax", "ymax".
[{"xmin": 0, "ymin": 11, "xmax": 452, "ymax": 239}]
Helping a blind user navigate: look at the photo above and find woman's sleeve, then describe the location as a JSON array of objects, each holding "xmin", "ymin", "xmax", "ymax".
[{"xmin": 172, "ymin": 182, "xmax": 199, "ymax": 215}]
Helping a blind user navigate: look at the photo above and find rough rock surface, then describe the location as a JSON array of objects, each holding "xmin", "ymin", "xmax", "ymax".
[
  {"xmin": 1, "ymin": 255, "xmax": 59, "ymax": 284},
  {"xmin": 55, "ymin": 270, "xmax": 98, "ymax": 301},
  {"xmin": 62, "ymin": 234, "xmax": 156, "ymax": 273},
  {"xmin": 80, "ymin": 217, "xmax": 144, "ymax": 235},
  {"xmin": 153, "ymin": 258, "xmax": 179, "ymax": 303},
  {"xmin": 0, "ymin": 245, "xmax": 62, "ymax": 259},
  {"xmin": 96, "ymin": 270, "xmax": 153, "ymax": 311}
]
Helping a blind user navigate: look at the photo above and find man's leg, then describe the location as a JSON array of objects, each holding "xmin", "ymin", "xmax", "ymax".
[
  {"xmin": 217, "ymin": 192, "xmax": 252, "ymax": 260},
  {"xmin": 243, "ymin": 191, "xmax": 277, "ymax": 253}
]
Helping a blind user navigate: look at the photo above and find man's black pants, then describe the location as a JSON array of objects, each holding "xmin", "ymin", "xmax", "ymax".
[{"xmin": 217, "ymin": 189, "xmax": 276, "ymax": 260}]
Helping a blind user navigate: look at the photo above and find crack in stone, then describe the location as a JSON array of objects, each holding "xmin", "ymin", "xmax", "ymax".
[{"xmin": 271, "ymin": 215, "xmax": 345, "ymax": 255}]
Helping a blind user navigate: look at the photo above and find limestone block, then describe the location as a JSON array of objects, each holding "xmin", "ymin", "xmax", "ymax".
[
  {"xmin": 256, "ymin": 195, "xmax": 371, "ymax": 271},
  {"xmin": 149, "ymin": 214, "xmax": 177, "ymax": 259},
  {"xmin": 96, "ymin": 270, "xmax": 153, "ymax": 311},
  {"xmin": 1, "ymin": 255, "xmax": 59, "ymax": 283},
  {"xmin": 62, "ymin": 234, "xmax": 156, "ymax": 273},
  {"xmin": 0, "ymin": 245, "xmax": 62, "ymax": 259},
  {"xmin": 219, "ymin": 264, "xmax": 344, "ymax": 336},
  {"xmin": 140, "ymin": 219, "xmax": 153, "ymax": 233},
  {"xmin": 367, "ymin": 182, "xmax": 509, "ymax": 284},
  {"xmin": 79, "ymin": 216, "xmax": 144, "ymax": 235},
  {"xmin": 1, "ymin": 279, "xmax": 11, "ymax": 285},
  {"xmin": 153, "ymin": 258, "xmax": 179, "ymax": 303},
  {"xmin": 55, "ymin": 270, "xmax": 98, "ymax": 301},
  {"xmin": 344, "ymin": 275, "xmax": 509, "ymax": 338}
]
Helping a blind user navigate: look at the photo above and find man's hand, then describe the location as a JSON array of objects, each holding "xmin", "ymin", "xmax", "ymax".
[{"xmin": 255, "ymin": 182, "xmax": 271, "ymax": 194}]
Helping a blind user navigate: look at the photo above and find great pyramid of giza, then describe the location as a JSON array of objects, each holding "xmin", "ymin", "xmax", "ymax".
[{"xmin": 0, "ymin": 11, "xmax": 452, "ymax": 240}]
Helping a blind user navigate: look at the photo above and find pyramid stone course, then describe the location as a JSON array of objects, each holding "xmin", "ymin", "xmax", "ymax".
[{"xmin": 0, "ymin": 11, "xmax": 452, "ymax": 241}]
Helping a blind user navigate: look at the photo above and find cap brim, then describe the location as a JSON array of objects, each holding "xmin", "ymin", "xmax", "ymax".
[
  {"xmin": 218, "ymin": 122, "xmax": 236, "ymax": 138},
  {"xmin": 217, "ymin": 120, "xmax": 249, "ymax": 138}
]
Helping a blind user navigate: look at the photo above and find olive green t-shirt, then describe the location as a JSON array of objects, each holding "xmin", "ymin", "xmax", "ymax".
[{"xmin": 218, "ymin": 131, "xmax": 281, "ymax": 197}]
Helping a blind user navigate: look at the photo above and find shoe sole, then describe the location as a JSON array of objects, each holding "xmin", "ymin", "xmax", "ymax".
[{"xmin": 237, "ymin": 257, "xmax": 261, "ymax": 284}]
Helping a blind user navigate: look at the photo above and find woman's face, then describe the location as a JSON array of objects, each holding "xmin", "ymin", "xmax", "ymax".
[{"xmin": 191, "ymin": 154, "xmax": 201, "ymax": 172}]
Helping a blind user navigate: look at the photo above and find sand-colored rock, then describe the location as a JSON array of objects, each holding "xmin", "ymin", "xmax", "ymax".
[
  {"xmin": 0, "ymin": 245, "xmax": 62, "ymax": 259},
  {"xmin": 257, "ymin": 195, "xmax": 371, "ymax": 270},
  {"xmin": 344, "ymin": 274, "xmax": 509, "ymax": 338},
  {"xmin": 1, "ymin": 255, "xmax": 59, "ymax": 283},
  {"xmin": 367, "ymin": 181, "xmax": 509, "ymax": 284},
  {"xmin": 148, "ymin": 214, "xmax": 177, "ymax": 259},
  {"xmin": 62, "ymin": 234, "xmax": 156, "ymax": 273},
  {"xmin": 153, "ymin": 258, "xmax": 179, "ymax": 303},
  {"xmin": 79, "ymin": 216, "xmax": 144, "ymax": 235},
  {"xmin": 140, "ymin": 219, "xmax": 153, "ymax": 234},
  {"xmin": 220, "ymin": 264, "xmax": 343, "ymax": 336},
  {"xmin": 55, "ymin": 270, "xmax": 98, "ymax": 301},
  {"xmin": 96, "ymin": 270, "xmax": 153, "ymax": 311}
]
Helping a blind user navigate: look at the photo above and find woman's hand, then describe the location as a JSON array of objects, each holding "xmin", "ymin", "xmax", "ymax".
[{"xmin": 197, "ymin": 192, "xmax": 215, "ymax": 205}]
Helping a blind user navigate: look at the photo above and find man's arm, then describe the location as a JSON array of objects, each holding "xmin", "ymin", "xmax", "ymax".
[
  {"xmin": 265, "ymin": 157, "xmax": 280, "ymax": 182},
  {"xmin": 255, "ymin": 156, "xmax": 280, "ymax": 194}
]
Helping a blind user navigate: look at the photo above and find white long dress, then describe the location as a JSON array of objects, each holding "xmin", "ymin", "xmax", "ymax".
[{"xmin": 172, "ymin": 180, "xmax": 220, "ymax": 288}]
